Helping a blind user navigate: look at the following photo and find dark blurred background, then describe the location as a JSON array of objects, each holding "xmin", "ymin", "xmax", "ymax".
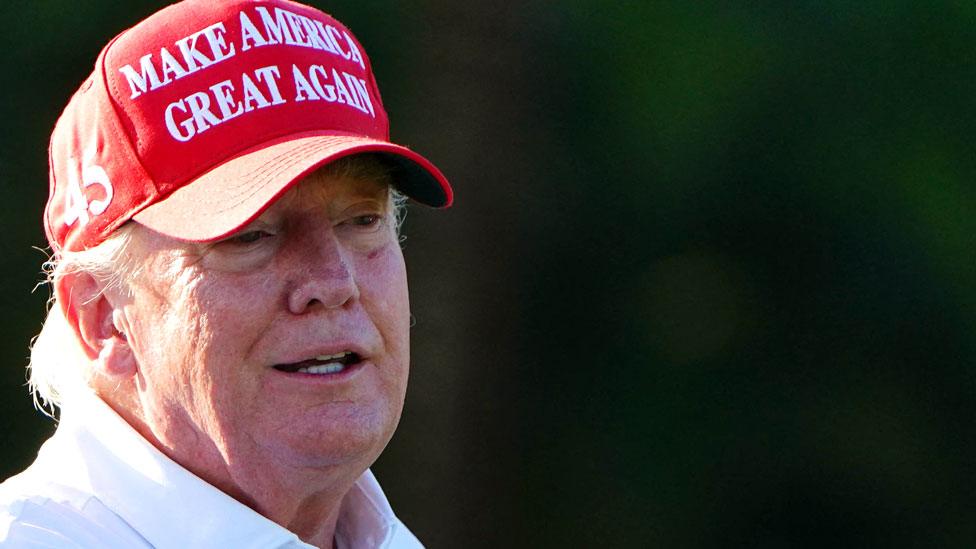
[{"xmin": 3, "ymin": 1, "xmax": 976, "ymax": 547}]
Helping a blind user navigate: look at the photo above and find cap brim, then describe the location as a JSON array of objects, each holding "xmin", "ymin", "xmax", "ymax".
[{"xmin": 132, "ymin": 132, "xmax": 452, "ymax": 242}]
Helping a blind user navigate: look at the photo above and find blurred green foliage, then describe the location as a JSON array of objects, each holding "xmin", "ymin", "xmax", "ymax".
[{"xmin": 2, "ymin": 1, "xmax": 975, "ymax": 547}]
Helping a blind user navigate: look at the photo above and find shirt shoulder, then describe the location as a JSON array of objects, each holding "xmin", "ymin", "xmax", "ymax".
[{"xmin": 0, "ymin": 474, "xmax": 152, "ymax": 549}]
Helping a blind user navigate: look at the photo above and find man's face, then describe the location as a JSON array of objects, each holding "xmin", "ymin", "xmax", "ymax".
[{"xmin": 113, "ymin": 170, "xmax": 410, "ymax": 487}]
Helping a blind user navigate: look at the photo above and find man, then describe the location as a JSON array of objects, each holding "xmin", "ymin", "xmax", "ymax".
[{"xmin": 0, "ymin": 0, "xmax": 452, "ymax": 547}]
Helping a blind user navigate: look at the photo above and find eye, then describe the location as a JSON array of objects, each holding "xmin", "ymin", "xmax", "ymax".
[
  {"xmin": 202, "ymin": 224, "xmax": 279, "ymax": 270},
  {"xmin": 236, "ymin": 230, "xmax": 271, "ymax": 243},
  {"xmin": 339, "ymin": 213, "xmax": 387, "ymax": 233},
  {"xmin": 219, "ymin": 229, "xmax": 275, "ymax": 248},
  {"xmin": 349, "ymin": 214, "xmax": 381, "ymax": 227}
]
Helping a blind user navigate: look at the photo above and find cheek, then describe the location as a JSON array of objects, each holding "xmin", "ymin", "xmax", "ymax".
[
  {"xmin": 188, "ymin": 272, "xmax": 284, "ymax": 368},
  {"xmin": 165, "ymin": 280, "xmax": 281, "ymax": 443},
  {"xmin": 361, "ymin": 249, "xmax": 410, "ymax": 417},
  {"xmin": 362, "ymin": 245, "xmax": 410, "ymax": 338},
  {"xmin": 142, "ymin": 272, "xmax": 278, "ymax": 404},
  {"xmin": 356, "ymin": 244, "xmax": 411, "ymax": 405},
  {"xmin": 129, "ymin": 276, "xmax": 206, "ymax": 378}
]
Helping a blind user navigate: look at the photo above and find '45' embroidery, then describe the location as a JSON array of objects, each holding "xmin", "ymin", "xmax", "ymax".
[{"xmin": 64, "ymin": 144, "xmax": 114, "ymax": 228}]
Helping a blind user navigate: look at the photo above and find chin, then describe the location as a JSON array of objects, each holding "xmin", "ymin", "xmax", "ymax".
[{"xmin": 272, "ymin": 408, "xmax": 399, "ymax": 469}]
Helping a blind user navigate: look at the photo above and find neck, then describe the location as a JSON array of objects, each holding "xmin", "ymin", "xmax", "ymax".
[
  {"xmin": 98, "ymin": 387, "xmax": 360, "ymax": 548},
  {"xmin": 232, "ymin": 465, "xmax": 358, "ymax": 548}
]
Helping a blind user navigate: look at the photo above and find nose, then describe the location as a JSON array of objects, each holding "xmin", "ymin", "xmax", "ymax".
[{"xmin": 286, "ymin": 227, "xmax": 360, "ymax": 314}]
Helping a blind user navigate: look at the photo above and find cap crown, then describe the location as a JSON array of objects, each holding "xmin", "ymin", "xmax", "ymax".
[{"xmin": 46, "ymin": 0, "xmax": 389, "ymax": 252}]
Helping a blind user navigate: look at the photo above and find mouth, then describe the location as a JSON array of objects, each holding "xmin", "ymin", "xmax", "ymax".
[{"xmin": 272, "ymin": 351, "xmax": 363, "ymax": 375}]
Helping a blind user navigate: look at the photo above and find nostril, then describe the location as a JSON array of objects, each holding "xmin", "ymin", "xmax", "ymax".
[
  {"xmin": 287, "ymin": 276, "xmax": 359, "ymax": 314},
  {"xmin": 305, "ymin": 298, "xmax": 324, "ymax": 309}
]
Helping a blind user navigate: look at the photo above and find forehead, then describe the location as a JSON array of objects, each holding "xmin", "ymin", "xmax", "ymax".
[
  {"xmin": 264, "ymin": 154, "xmax": 397, "ymax": 215},
  {"xmin": 283, "ymin": 168, "xmax": 392, "ymax": 208}
]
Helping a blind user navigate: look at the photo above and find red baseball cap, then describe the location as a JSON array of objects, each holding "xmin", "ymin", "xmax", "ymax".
[{"xmin": 45, "ymin": 0, "xmax": 452, "ymax": 253}]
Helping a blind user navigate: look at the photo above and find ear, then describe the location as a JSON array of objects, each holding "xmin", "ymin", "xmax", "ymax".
[{"xmin": 54, "ymin": 271, "xmax": 137, "ymax": 379}]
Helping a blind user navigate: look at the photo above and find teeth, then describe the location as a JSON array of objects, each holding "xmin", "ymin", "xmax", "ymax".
[
  {"xmin": 315, "ymin": 352, "xmax": 351, "ymax": 361},
  {"xmin": 297, "ymin": 363, "xmax": 346, "ymax": 375}
]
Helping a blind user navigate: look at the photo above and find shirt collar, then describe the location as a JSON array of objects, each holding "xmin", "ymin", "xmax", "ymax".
[{"xmin": 38, "ymin": 391, "xmax": 415, "ymax": 549}]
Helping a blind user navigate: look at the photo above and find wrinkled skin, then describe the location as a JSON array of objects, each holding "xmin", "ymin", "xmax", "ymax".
[{"xmin": 94, "ymin": 172, "xmax": 410, "ymax": 546}]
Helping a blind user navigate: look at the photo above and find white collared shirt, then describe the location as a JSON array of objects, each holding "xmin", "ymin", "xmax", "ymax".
[{"xmin": 0, "ymin": 392, "xmax": 423, "ymax": 548}]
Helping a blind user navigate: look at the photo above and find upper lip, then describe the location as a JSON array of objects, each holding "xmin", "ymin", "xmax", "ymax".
[{"xmin": 271, "ymin": 343, "xmax": 370, "ymax": 369}]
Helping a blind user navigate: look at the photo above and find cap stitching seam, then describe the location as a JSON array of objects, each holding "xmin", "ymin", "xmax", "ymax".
[{"xmin": 207, "ymin": 138, "xmax": 339, "ymax": 213}]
